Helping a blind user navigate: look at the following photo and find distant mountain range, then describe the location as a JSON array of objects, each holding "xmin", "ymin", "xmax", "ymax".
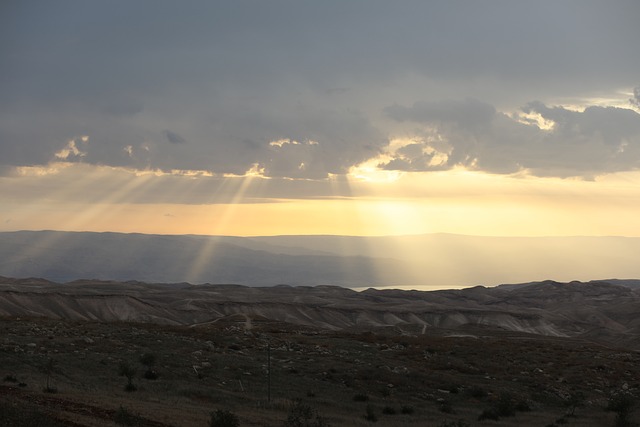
[
  {"xmin": 1, "ymin": 276, "xmax": 640, "ymax": 350},
  {"xmin": 1, "ymin": 230, "xmax": 640, "ymax": 287}
]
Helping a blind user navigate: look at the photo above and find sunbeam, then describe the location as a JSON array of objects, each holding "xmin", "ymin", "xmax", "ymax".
[{"xmin": 183, "ymin": 169, "xmax": 268, "ymax": 284}]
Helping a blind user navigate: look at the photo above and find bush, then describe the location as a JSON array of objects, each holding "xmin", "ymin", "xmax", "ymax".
[
  {"xmin": 139, "ymin": 353, "xmax": 156, "ymax": 367},
  {"xmin": 382, "ymin": 406, "xmax": 396, "ymax": 415},
  {"xmin": 606, "ymin": 394, "xmax": 636, "ymax": 427},
  {"xmin": 467, "ymin": 385, "xmax": 487, "ymax": 399},
  {"xmin": 143, "ymin": 369, "xmax": 158, "ymax": 380},
  {"xmin": 353, "ymin": 393, "xmax": 369, "ymax": 402},
  {"xmin": 140, "ymin": 353, "xmax": 158, "ymax": 380},
  {"xmin": 3, "ymin": 374, "xmax": 17, "ymax": 383},
  {"xmin": 400, "ymin": 405, "xmax": 414, "ymax": 414},
  {"xmin": 515, "ymin": 400, "xmax": 531, "ymax": 412},
  {"xmin": 478, "ymin": 407, "xmax": 500, "ymax": 421},
  {"xmin": 364, "ymin": 404, "xmax": 377, "ymax": 423},
  {"xmin": 495, "ymin": 393, "xmax": 516, "ymax": 417},
  {"xmin": 439, "ymin": 400, "xmax": 454, "ymax": 414},
  {"xmin": 282, "ymin": 400, "xmax": 330, "ymax": 427},
  {"xmin": 209, "ymin": 409, "xmax": 239, "ymax": 427}
]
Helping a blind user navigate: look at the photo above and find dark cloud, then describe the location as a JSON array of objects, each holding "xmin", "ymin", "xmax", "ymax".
[
  {"xmin": 383, "ymin": 99, "xmax": 640, "ymax": 177},
  {"xmin": 163, "ymin": 130, "xmax": 186, "ymax": 145},
  {"xmin": 385, "ymin": 99, "xmax": 496, "ymax": 131},
  {"xmin": 0, "ymin": 1, "xmax": 639, "ymax": 180}
]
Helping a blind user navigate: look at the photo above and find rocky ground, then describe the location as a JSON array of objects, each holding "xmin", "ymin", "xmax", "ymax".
[{"xmin": 1, "ymin": 314, "xmax": 639, "ymax": 426}]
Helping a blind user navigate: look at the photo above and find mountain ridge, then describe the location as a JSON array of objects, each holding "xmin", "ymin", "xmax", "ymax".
[
  {"xmin": 1, "ymin": 276, "xmax": 639, "ymax": 350},
  {"xmin": 3, "ymin": 230, "xmax": 640, "ymax": 287}
]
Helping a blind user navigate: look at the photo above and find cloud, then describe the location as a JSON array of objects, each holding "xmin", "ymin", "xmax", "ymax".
[
  {"xmin": 1, "ymin": 1, "xmax": 639, "ymax": 181},
  {"xmin": 54, "ymin": 136, "xmax": 89, "ymax": 161},
  {"xmin": 631, "ymin": 87, "xmax": 640, "ymax": 108},
  {"xmin": 163, "ymin": 130, "xmax": 186, "ymax": 145},
  {"xmin": 383, "ymin": 99, "xmax": 640, "ymax": 177}
]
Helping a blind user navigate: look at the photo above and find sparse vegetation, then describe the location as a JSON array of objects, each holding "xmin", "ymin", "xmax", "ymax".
[
  {"xmin": 282, "ymin": 400, "xmax": 330, "ymax": 427},
  {"xmin": 0, "ymin": 314, "xmax": 638, "ymax": 426}
]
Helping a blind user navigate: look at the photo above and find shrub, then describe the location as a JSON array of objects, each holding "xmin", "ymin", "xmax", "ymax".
[
  {"xmin": 139, "ymin": 353, "xmax": 156, "ymax": 367},
  {"xmin": 401, "ymin": 405, "xmax": 414, "ymax": 414},
  {"xmin": 140, "ymin": 353, "xmax": 158, "ymax": 380},
  {"xmin": 3, "ymin": 374, "xmax": 17, "ymax": 383},
  {"xmin": 353, "ymin": 393, "xmax": 369, "ymax": 402},
  {"xmin": 466, "ymin": 385, "xmax": 487, "ymax": 399},
  {"xmin": 209, "ymin": 409, "xmax": 240, "ymax": 427},
  {"xmin": 282, "ymin": 400, "xmax": 330, "ymax": 427},
  {"xmin": 439, "ymin": 400, "xmax": 454, "ymax": 414},
  {"xmin": 606, "ymin": 394, "xmax": 636, "ymax": 427},
  {"xmin": 364, "ymin": 404, "xmax": 377, "ymax": 423},
  {"xmin": 478, "ymin": 407, "xmax": 500, "ymax": 421},
  {"xmin": 515, "ymin": 400, "xmax": 531, "ymax": 412},
  {"xmin": 382, "ymin": 406, "xmax": 396, "ymax": 415},
  {"xmin": 143, "ymin": 369, "xmax": 158, "ymax": 380},
  {"xmin": 495, "ymin": 393, "xmax": 516, "ymax": 417}
]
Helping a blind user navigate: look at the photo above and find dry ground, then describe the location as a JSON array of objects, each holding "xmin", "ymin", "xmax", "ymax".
[{"xmin": 1, "ymin": 315, "xmax": 638, "ymax": 426}]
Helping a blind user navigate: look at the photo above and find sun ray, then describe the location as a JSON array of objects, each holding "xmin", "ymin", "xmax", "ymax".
[{"xmin": 183, "ymin": 168, "xmax": 268, "ymax": 283}]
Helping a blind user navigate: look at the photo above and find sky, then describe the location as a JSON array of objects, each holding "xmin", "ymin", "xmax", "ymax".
[{"xmin": 2, "ymin": 0, "xmax": 640, "ymax": 238}]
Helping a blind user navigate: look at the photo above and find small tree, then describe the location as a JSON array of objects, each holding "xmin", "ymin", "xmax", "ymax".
[
  {"xmin": 566, "ymin": 391, "xmax": 585, "ymax": 417},
  {"xmin": 118, "ymin": 361, "xmax": 137, "ymax": 392},
  {"xmin": 209, "ymin": 409, "xmax": 240, "ymax": 427}
]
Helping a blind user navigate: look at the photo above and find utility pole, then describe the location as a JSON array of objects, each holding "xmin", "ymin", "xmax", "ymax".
[{"xmin": 267, "ymin": 341, "xmax": 271, "ymax": 403}]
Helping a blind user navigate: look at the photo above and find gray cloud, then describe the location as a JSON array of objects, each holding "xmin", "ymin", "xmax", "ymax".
[
  {"xmin": 1, "ymin": 1, "xmax": 639, "ymax": 180},
  {"xmin": 383, "ymin": 99, "xmax": 640, "ymax": 177},
  {"xmin": 163, "ymin": 130, "xmax": 186, "ymax": 145}
]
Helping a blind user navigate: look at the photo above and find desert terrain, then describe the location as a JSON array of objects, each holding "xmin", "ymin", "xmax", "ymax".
[{"xmin": 1, "ymin": 277, "xmax": 640, "ymax": 426}]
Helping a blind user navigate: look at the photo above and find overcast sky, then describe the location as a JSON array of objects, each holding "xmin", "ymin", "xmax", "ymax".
[{"xmin": 2, "ymin": 1, "xmax": 640, "ymax": 237}]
